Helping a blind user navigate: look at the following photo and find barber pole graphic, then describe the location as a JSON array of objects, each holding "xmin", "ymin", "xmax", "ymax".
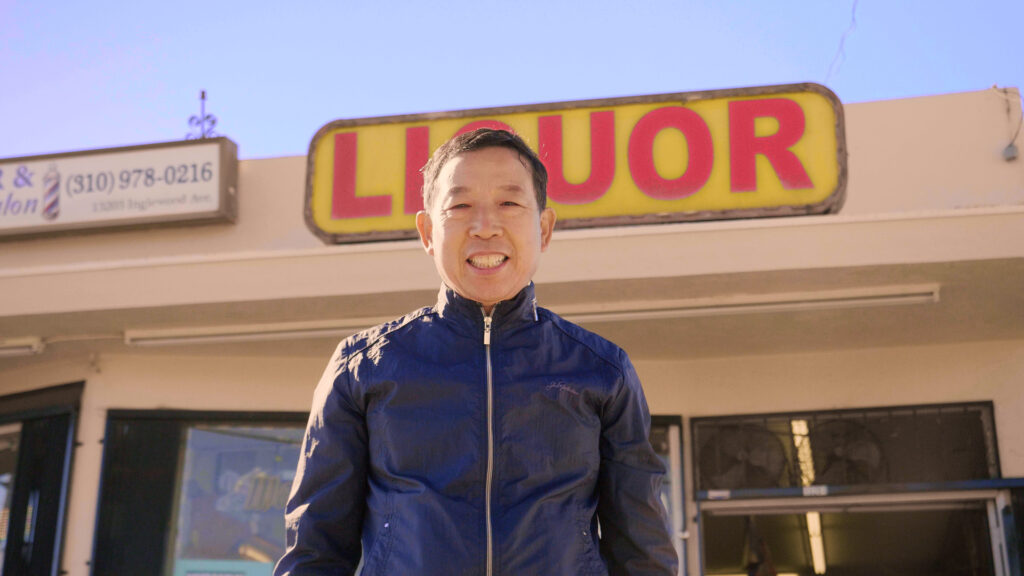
[{"xmin": 42, "ymin": 166, "xmax": 60, "ymax": 221}]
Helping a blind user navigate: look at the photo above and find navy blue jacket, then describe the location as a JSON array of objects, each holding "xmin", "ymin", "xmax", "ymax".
[{"xmin": 276, "ymin": 284, "xmax": 677, "ymax": 575}]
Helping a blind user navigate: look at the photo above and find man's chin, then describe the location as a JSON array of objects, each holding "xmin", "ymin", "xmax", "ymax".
[{"xmin": 459, "ymin": 287, "xmax": 525, "ymax": 311}]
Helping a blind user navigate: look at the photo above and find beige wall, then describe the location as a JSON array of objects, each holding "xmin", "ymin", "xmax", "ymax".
[{"xmin": 842, "ymin": 87, "xmax": 1024, "ymax": 215}]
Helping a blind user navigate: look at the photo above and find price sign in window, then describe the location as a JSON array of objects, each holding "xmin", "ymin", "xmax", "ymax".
[{"xmin": 169, "ymin": 425, "xmax": 303, "ymax": 576}]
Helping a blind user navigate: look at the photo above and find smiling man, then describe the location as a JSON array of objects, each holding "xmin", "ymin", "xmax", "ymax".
[
  {"xmin": 417, "ymin": 139, "xmax": 555, "ymax": 313},
  {"xmin": 276, "ymin": 129, "xmax": 677, "ymax": 576}
]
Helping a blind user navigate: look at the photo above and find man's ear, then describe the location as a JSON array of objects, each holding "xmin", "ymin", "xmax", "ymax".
[
  {"xmin": 539, "ymin": 207, "xmax": 556, "ymax": 252},
  {"xmin": 415, "ymin": 210, "xmax": 434, "ymax": 255}
]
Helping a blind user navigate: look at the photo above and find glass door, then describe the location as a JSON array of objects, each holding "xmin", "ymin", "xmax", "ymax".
[
  {"xmin": 0, "ymin": 423, "xmax": 21, "ymax": 575},
  {"xmin": 0, "ymin": 414, "xmax": 74, "ymax": 576}
]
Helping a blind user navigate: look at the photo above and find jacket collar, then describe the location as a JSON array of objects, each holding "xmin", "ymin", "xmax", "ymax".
[{"xmin": 436, "ymin": 283, "xmax": 538, "ymax": 334}]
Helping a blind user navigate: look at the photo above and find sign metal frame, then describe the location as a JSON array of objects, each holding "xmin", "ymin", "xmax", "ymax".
[
  {"xmin": 0, "ymin": 137, "xmax": 238, "ymax": 241},
  {"xmin": 306, "ymin": 83, "xmax": 847, "ymax": 244}
]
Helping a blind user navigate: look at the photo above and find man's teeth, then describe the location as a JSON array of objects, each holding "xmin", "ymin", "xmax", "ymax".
[{"xmin": 469, "ymin": 255, "xmax": 507, "ymax": 269}]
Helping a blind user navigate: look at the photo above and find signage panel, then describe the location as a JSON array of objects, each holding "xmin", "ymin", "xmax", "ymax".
[
  {"xmin": 0, "ymin": 138, "xmax": 237, "ymax": 239},
  {"xmin": 306, "ymin": 83, "xmax": 846, "ymax": 244}
]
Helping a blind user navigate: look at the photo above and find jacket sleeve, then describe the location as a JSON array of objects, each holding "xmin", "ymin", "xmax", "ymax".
[
  {"xmin": 275, "ymin": 349, "xmax": 368, "ymax": 576},
  {"xmin": 597, "ymin": 350, "xmax": 679, "ymax": 576}
]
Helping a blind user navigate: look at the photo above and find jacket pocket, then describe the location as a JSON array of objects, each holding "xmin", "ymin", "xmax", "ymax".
[
  {"xmin": 361, "ymin": 495, "xmax": 395, "ymax": 576},
  {"xmin": 576, "ymin": 513, "xmax": 608, "ymax": 575}
]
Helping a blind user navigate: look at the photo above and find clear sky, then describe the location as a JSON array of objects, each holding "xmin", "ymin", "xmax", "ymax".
[{"xmin": 2, "ymin": 0, "xmax": 1022, "ymax": 160}]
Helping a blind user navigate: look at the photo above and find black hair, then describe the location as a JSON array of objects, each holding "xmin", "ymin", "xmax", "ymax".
[{"xmin": 420, "ymin": 128, "xmax": 548, "ymax": 212}]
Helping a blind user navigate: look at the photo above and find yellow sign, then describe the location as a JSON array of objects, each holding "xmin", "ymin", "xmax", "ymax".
[{"xmin": 305, "ymin": 83, "xmax": 846, "ymax": 243}]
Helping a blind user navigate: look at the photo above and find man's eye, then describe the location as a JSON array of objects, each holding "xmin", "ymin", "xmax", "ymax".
[
  {"xmin": 447, "ymin": 203, "xmax": 470, "ymax": 210},
  {"xmin": 501, "ymin": 201, "xmax": 521, "ymax": 207}
]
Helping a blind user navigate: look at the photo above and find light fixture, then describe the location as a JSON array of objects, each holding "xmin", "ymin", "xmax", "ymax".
[
  {"xmin": 0, "ymin": 337, "xmax": 45, "ymax": 358},
  {"xmin": 792, "ymin": 419, "xmax": 827, "ymax": 575},
  {"xmin": 560, "ymin": 284, "xmax": 939, "ymax": 324},
  {"xmin": 124, "ymin": 284, "xmax": 939, "ymax": 347},
  {"xmin": 124, "ymin": 318, "xmax": 393, "ymax": 347},
  {"xmin": 806, "ymin": 511, "xmax": 827, "ymax": 575},
  {"xmin": 791, "ymin": 419, "xmax": 815, "ymax": 486}
]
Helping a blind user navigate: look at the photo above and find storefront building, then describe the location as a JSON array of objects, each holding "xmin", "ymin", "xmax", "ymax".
[{"xmin": 1, "ymin": 86, "xmax": 1022, "ymax": 575}]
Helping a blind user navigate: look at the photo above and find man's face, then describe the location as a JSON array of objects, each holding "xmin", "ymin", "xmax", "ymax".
[{"xmin": 416, "ymin": 146, "xmax": 556, "ymax": 314}]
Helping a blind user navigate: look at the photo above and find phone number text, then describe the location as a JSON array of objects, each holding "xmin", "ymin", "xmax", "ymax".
[{"xmin": 66, "ymin": 162, "xmax": 215, "ymax": 196}]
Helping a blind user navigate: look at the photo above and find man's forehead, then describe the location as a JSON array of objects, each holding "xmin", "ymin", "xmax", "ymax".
[
  {"xmin": 441, "ymin": 147, "xmax": 531, "ymax": 175},
  {"xmin": 438, "ymin": 150, "xmax": 534, "ymax": 189}
]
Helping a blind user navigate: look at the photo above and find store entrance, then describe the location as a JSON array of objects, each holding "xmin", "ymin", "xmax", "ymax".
[
  {"xmin": 700, "ymin": 492, "xmax": 1012, "ymax": 576},
  {"xmin": 0, "ymin": 422, "xmax": 20, "ymax": 573},
  {"xmin": 0, "ymin": 382, "xmax": 80, "ymax": 576}
]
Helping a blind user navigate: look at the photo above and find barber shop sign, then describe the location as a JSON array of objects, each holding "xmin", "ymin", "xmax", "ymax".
[{"xmin": 304, "ymin": 83, "xmax": 846, "ymax": 244}]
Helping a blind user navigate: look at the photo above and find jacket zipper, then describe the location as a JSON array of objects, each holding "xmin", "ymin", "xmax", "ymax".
[{"xmin": 482, "ymin": 308, "xmax": 494, "ymax": 576}]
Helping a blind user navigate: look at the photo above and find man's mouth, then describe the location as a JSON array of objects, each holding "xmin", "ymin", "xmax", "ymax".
[{"xmin": 467, "ymin": 254, "xmax": 508, "ymax": 269}]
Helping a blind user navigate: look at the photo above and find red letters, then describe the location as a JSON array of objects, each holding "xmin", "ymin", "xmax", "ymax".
[
  {"xmin": 329, "ymin": 97, "xmax": 819, "ymax": 223},
  {"xmin": 628, "ymin": 107, "xmax": 713, "ymax": 199},
  {"xmin": 539, "ymin": 111, "xmax": 615, "ymax": 205},
  {"xmin": 729, "ymin": 98, "xmax": 813, "ymax": 191},
  {"xmin": 404, "ymin": 126, "xmax": 429, "ymax": 214},
  {"xmin": 332, "ymin": 132, "xmax": 392, "ymax": 219}
]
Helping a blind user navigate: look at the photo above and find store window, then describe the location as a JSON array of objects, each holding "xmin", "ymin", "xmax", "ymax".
[
  {"xmin": 94, "ymin": 410, "xmax": 688, "ymax": 575},
  {"xmin": 700, "ymin": 498, "xmax": 998, "ymax": 575},
  {"xmin": 0, "ymin": 382, "xmax": 81, "ymax": 576},
  {"xmin": 693, "ymin": 402, "xmax": 998, "ymax": 494},
  {"xmin": 92, "ymin": 411, "xmax": 306, "ymax": 576},
  {"xmin": 170, "ymin": 425, "xmax": 304, "ymax": 575},
  {"xmin": 691, "ymin": 402, "xmax": 1018, "ymax": 576}
]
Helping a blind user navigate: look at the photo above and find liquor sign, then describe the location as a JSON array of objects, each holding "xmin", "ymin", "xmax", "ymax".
[
  {"xmin": 305, "ymin": 83, "xmax": 846, "ymax": 244},
  {"xmin": 0, "ymin": 138, "xmax": 238, "ymax": 240}
]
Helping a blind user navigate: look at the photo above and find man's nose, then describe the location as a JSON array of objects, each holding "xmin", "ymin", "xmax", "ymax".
[{"xmin": 470, "ymin": 205, "xmax": 502, "ymax": 238}]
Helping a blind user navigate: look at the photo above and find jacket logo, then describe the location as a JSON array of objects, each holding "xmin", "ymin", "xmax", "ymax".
[{"xmin": 546, "ymin": 381, "xmax": 579, "ymax": 396}]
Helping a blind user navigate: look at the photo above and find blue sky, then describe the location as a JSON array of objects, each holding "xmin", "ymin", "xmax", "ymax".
[{"xmin": 2, "ymin": 1, "xmax": 1022, "ymax": 160}]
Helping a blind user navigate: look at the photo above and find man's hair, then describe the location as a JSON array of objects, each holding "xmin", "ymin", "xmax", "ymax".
[{"xmin": 421, "ymin": 128, "xmax": 548, "ymax": 212}]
